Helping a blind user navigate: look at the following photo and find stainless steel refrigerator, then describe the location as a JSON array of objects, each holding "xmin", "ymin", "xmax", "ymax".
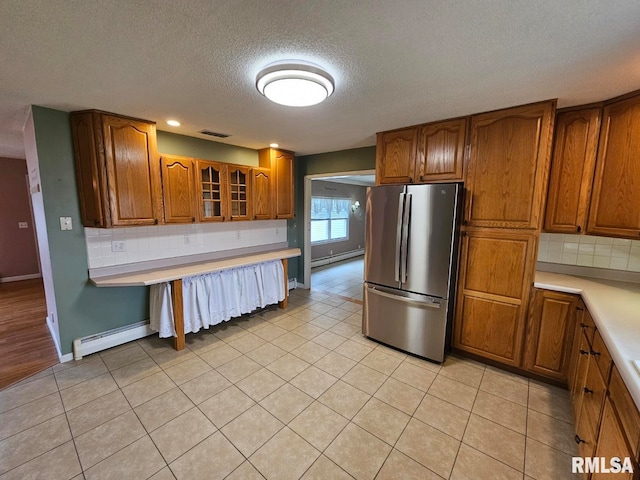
[{"xmin": 362, "ymin": 183, "xmax": 463, "ymax": 363}]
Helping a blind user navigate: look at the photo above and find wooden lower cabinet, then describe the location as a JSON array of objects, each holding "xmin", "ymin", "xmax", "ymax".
[
  {"xmin": 524, "ymin": 289, "xmax": 578, "ymax": 381},
  {"xmin": 592, "ymin": 398, "xmax": 636, "ymax": 479},
  {"xmin": 453, "ymin": 229, "xmax": 537, "ymax": 366}
]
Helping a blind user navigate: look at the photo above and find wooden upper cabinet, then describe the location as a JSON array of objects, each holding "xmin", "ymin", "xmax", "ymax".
[
  {"xmin": 376, "ymin": 127, "xmax": 418, "ymax": 184},
  {"xmin": 588, "ymin": 94, "xmax": 640, "ymax": 238},
  {"xmin": 258, "ymin": 148, "xmax": 295, "ymax": 219},
  {"xmin": 524, "ymin": 289, "xmax": 578, "ymax": 382},
  {"xmin": 251, "ymin": 168, "xmax": 273, "ymax": 220},
  {"xmin": 465, "ymin": 101, "xmax": 556, "ymax": 229},
  {"xmin": 544, "ymin": 108, "xmax": 601, "ymax": 234},
  {"xmin": 160, "ymin": 155, "xmax": 196, "ymax": 224},
  {"xmin": 71, "ymin": 110, "xmax": 162, "ymax": 227},
  {"xmin": 417, "ymin": 118, "xmax": 467, "ymax": 182},
  {"xmin": 227, "ymin": 165, "xmax": 252, "ymax": 221},
  {"xmin": 453, "ymin": 228, "xmax": 537, "ymax": 366},
  {"xmin": 196, "ymin": 160, "xmax": 227, "ymax": 222}
]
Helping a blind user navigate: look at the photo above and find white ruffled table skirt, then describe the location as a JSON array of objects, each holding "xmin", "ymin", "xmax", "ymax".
[{"xmin": 149, "ymin": 259, "xmax": 285, "ymax": 338}]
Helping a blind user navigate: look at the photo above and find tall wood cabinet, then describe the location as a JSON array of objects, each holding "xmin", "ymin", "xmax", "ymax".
[
  {"xmin": 258, "ymin": 148, "xmax": 294, "ymax": 219},
  {"xmin": 160, "ymin": 155, "xmax": 196, "ymax": 224},
  {"xmin": 544, "ymin": 107, "xmax": 601, "ymax": 234},
  {"xmin": 588, "ymin": 94, "xmax": 640, "ymax": 238},
  {"xmin": 453, "ymin": 101, "xmax": 555, "ymax": 367},
  {"xmin": 71, "ymin": 110, "xmax": 162, "ymax": 227}
]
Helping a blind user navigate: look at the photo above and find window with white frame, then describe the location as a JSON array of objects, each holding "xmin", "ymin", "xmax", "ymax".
[{"xmin": 311, "ymin": 197, "xmax": 350, "ymax": 244}]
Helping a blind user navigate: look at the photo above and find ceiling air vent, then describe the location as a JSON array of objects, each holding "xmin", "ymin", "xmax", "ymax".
[{"xmin": 199, "ymin": 129, "xmax": 231, "ymax": 138}]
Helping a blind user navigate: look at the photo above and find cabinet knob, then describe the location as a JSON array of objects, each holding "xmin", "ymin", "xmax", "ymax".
[
  {"xmin": 590, "ymin": 350, "xmax": 600, "ymax": 357},
  {"xmin": 191, "ymin": 217, "xmax": 195, "ymax": 222},
  {"xmin": 575, "ymin": 435, "xmax": 585, "ymax": 444},
  {"xmin": 579, "ymin": 322, "xmax": 587, "ymax": 328},
  {"xmin": 154, "ymin": 219, "xmax": 158, "ymax": 225},
  {"xmin": 94, "ymin": 219, "xmax": 100, "ymax": 226},
  {"xmin": 576, "ymin": 225, "xmax": 582, "ymax": 233},
  {"xmin": 576, "ymin": 307, "xmax": 584, "ymax": 312},
  {"xmin": 222, "ymin": 216, "xmax": 225, "ymax": 221},
  {"xmin": 254, "ymin": 215, "xmax": 257, "ymax": 220},
  {"xmin": 409, "ymin": 177, "xmax": 414, "ymax": 183},
  {"xmin": 419, "ymin": 175, "xmax": 425, "ymax": 182},
  {"xmin": 579, "ymin": 349, "xmax": 589, "ymax": 355},
  {"xmin": 583, "ymin": 387, "xmax": 594, "ymax": 394}
]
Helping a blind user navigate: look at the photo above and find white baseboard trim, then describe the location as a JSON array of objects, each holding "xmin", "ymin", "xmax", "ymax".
[
  {"xmin": 295, "ymin": 282, "xmax": 308, "ymax": 289},
  {"xmin": 59, "ymin": 353, "xmax": 75, "ymax": 363},
  {"xmin": 45, "ymin": 316, "xmax": 62, "ymax": 360},
  {"xmin": 311, "ymin": 249, "xmax": 364, "ymax": 268},
  {"xmin": 0, "ymin": 273, "xmax": 42, "ymax": 283}
]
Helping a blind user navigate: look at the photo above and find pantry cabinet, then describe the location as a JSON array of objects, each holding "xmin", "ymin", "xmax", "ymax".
[
  {"xmin": 251, "ymin": 167, "xmax": 273, "ymax": 220},
  {"xmin": 465, "ymin": 101, "xmax": 555, "ymax": 229},
  {"xmin": 544, "ymin": 107, "xmax": 601, "ymax": 234},
  {"xmin": 71, "ymin": 110, "xmax": 162, "ymax": 227},
  {"xmin": 453, "ymin": 229, "xmax": 537, "ymax": 366},
  {"xmin": 160, "ymin": 155, "xmax": 196, "ymax": 224},
  {"xmin": 588, "ymin": 94, "xmax": 640, "ymax": 238},
  {"xmin": 258, "ymin": 147, "xmax": 295, "ymax": 219},
  {"xmin": 524, "ymin": 289, "xmax": 578, "ymax": 382}
]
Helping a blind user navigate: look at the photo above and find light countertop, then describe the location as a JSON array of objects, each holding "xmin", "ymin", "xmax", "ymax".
[
  {"xmin": 535, "ymin": 271, "xmax": 640, "ymax": 411},
  {"xmin": 90, "ymin": 248, "xmax": 301, "ymax": 287}
]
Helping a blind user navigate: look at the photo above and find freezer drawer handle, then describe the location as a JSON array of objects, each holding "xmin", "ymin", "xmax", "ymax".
[{"xmin": 367, "ymin": 286, "xmax": 441, "ymax": 309}]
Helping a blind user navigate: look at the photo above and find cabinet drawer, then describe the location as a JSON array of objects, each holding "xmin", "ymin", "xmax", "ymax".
[
  {"xmin": 576, "ymin": 400, "xmax": 597, "ymax": 461},
  {"xmin": 591, "ymin": 330, "xmax": 612, "ymax": 383},
  {"xmin": 582, "ymin": 354, "xmax": 607, "ymax": 434},
  {"xmin": 609, "ymin": 366, "xmax": 640, "ymax": 459}
]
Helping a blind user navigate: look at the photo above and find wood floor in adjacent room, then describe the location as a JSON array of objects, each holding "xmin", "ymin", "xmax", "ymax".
[{"xmin": 0, "ymin": 279, "xmax": 58, "ymax": 390}]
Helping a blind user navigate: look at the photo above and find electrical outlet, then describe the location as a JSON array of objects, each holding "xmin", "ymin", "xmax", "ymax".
[
  {"xmin": 236, "ymin": 231, "xmax": 241, "ymax": 240},
  {"xmin": 18, "ymin": 222, "xmax": 28, "ymax": 229},
  {"xmin": 59, "ymin": 216, "xmax": 72, "ymax": 230},
  {"xmin": 184, "ymin": 235, "xmax": 191, "ymax": 245},
  {"xmin": 111, "ymin": 241, "xmax": 126, "ymax": 252}
]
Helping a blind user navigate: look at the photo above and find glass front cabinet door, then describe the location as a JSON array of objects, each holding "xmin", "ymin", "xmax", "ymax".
[
  {"xmin": 197, "ymin": 160, "xmax": 227, "ymax": 222},
  {"xmin": 227, "ymin": 165, "xmax": 252, "ymax": 221}
]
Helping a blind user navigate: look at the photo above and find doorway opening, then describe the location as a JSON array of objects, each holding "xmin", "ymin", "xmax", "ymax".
[{"xmin": 303, "ymin": 170, "xmax": 375, "ymax": 300}]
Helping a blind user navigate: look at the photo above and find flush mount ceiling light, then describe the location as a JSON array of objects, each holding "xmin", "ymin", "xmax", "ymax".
[
  {"xmin": 166, "ymin": 119, "xmax": 181, "ymax": 127},
  {"xmin": 269, "ymin": 143, "xmax": 279, "ymax": 148},
  {"xmin": 256, "ymin": 62, "xmax": 334, "ymax": 107}
]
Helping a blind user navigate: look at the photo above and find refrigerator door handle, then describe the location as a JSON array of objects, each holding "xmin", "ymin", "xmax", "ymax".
[
  {"xmin": 366, "ymin": 285, "xmax": 442, "ymax": 309},
  {"xmin": 400, "ymin": 192, "xmax": 412, "ymax": 282},
  {"xmin": 394, "ymin": 192, "xmax": 405, "ymax": 282}
]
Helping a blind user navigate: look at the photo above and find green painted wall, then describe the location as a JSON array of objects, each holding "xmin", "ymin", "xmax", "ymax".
[
  {"xmin": 32, "ymin": 107, "xmax": 148, "ymax": 355},
  {"xmin": 31, "ymin": 108, "xmax": 265, "ymax": 355},
  {"xmin": 157, "ymin": 131, "xmax": 258, "ymax": 166},
  {"xmin": 291, "ymin": 146, "xmax": 376, "ymax": 281}
]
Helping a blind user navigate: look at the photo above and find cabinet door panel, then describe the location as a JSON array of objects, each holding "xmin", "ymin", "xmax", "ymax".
[
  {"xmin": 227, "ymin": 165, "xmax": 251, "ymax": 221},
  {"xmin": 252, "ymin": 167, "xmax": 273, "ymax": 220},
  {"xmin": 161, "ymin": 155, "xmax": 196, "ymax": 224},
  {"xmin": 453, "ymin": 229, "xmax": 537, "ymax": 365},
  {"xmin": 592, "ymin": 398, "xmax": 636, "ymax": 480},
  {"xmin": 274, "ymin": 151, "xmax": 294, "ymax": 218},
  {"xmin": 103, "ymin": 115, "xmax": 160, "ymax": 225},
  {"xmin": 588, "ymin": 96, "xmax": 640, "ymax": 238},
  {"xmin": 544, "ymin": 108, "xmax": 601, "ymax": 233},
  {"xmin": 418, "ymin": 118, "xmax": 466, "ymax": 182},
  {"xmin": 197, "ymin": 161, "xmax": 227, "ymax": 222},
  {"xmin": 376, "ymin": 128, "xmax": 418, "ymax": 184},
  {"xmin": 525, "ymin": 289, "xmax": 577, "ymax": 381},
  {"xmin": 466, "ymin": 102, "xmax": 555, "ymax": 228},
  {"xmin": 609, "ymin": 366, "xmax": 640, "ymax": 459}
]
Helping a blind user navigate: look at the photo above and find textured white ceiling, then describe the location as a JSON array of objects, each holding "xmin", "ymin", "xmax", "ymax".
[{"xmin": 1, "ymin": 1, "xmax": 640, "ymax": 159}]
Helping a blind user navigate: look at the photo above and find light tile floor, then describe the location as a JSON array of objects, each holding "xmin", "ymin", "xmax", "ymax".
[
  {"xmin": 311, "ymin": 257, "xmax": 364, "ymax": 302},
  {"xmin": 0, "ymin": 285, "xmax": 579, "ymax": 479}
]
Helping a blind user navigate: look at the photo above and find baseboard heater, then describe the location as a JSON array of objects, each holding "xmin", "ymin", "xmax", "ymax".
[
  {"xmin": 310, "ymin": 249, "xmax": 364, "ymax": 268},
  {"xmin": 72, "ymin": 320, "xmax": 154, "ymax": 361}
]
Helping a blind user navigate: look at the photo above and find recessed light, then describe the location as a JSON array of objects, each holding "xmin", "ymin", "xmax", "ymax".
[
  {"xmin": 166, "ymin": 119, "xmax": 181, "ymax": 127},
  {"xmin": 269, "ymin": 143, "xmax": 279, "ymax": 148},
  {"xmin": 256, "ymin": 61, "xmax": 334, "ymax": 107}
]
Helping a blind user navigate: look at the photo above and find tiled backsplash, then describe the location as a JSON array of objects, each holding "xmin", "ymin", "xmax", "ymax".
[
  {"xmin": 538, "ymin": 233, "xmax": 640, "ymax": 272},
  {"xmin": 85, "ymin": 220, "xmax": 288, "ymax": 269}
]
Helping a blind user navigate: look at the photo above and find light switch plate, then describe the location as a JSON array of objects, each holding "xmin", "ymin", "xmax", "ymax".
[
  {"xmin": 18, "ymin": 222, "xmax": 28, "ymax": 229},
  {"xmin": 60, "ymin": 217, "xmax": 72, "ymax": 230}
]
